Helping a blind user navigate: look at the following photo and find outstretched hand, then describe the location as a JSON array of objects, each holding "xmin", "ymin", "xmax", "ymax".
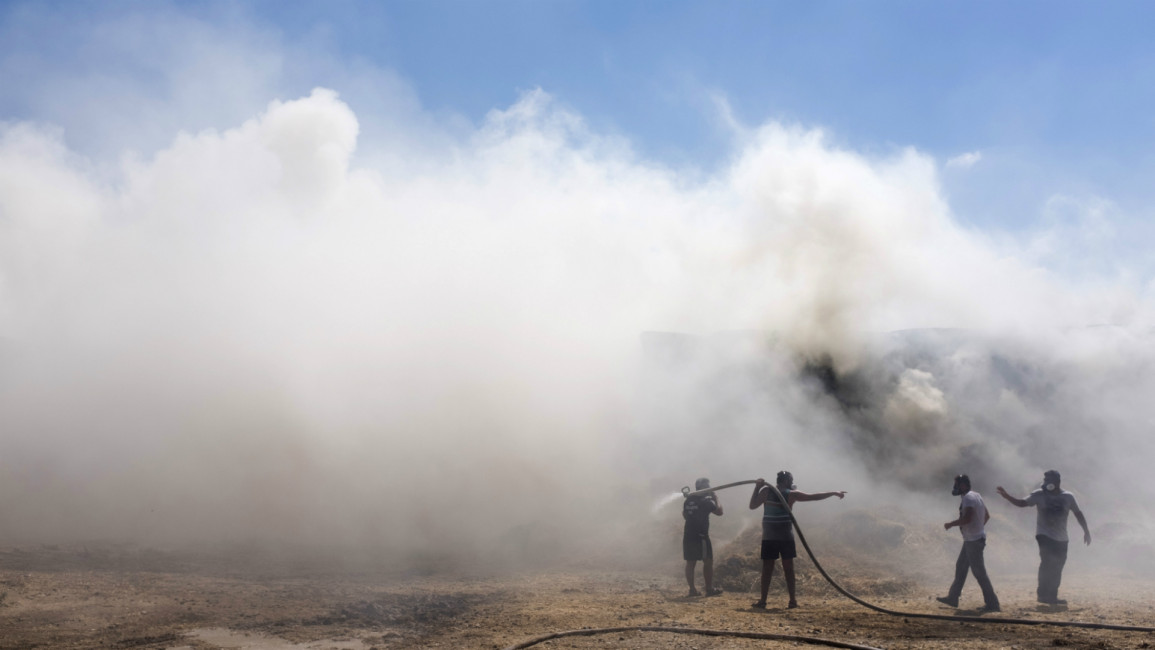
[
  {"xmin": 1084, "ymin": 530, "xmax": 1092, "ymax": 545},
  {"xmin": 834, "ymin": 491, "xmax": 846, "ymax": 499},
  {"xmin": 996, "ymin": 486, "xmax": 1009, "ymax": 498}
]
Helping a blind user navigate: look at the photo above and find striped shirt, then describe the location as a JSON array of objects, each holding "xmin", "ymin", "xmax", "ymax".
[{"xmin": 761, "ymin": 487, "xmax": 794, "ymax": 541}]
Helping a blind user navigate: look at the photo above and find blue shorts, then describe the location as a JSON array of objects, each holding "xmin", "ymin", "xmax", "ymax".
[{"xmin": 761, "ymin": 539, "xmax": 797, "ymax": 560}]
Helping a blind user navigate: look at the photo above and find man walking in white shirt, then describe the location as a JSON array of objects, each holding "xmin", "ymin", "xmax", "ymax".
[{"xmin": 937, "ymin": 474, "xmax": 1001, "ymax": 612}]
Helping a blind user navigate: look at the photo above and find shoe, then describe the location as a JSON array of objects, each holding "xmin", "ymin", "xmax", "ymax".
[
  {"xmin": 935, "ymin": 596, "xmax": 959, "ymax": 608},
  {"xmin": 705, "ymin": 588, "xmax": 723, "ymax": 597},
  {"xmin": 688, "ymin": 589, "xmax": 700, "ymax": 597},
  {"xmin": 787, "ymin": 600, "xmax": 799, "ymax": 609},
  {"xmin": 751, "ymin": 601, "xmax": 766, "ymax": 609},
  {"xmin": 977, "ymin": 604, "xmax": 1001, "ymax": 613},
  {"xmin": 1039, "ymin": 598, "xmax": 1067, "ymax": 606}
]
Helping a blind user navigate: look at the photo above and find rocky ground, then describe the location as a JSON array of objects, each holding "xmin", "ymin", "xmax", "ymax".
[
  {"xmin": 1, "ymin": 543, "xmax": 1154, "ymax": 649},
  {"xmin": 2, "ymin": 509, "xmax": 1154, "ymax": 649}
]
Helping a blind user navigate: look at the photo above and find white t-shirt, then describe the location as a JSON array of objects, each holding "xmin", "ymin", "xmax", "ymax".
[{"xmin": 958, "ymin": 491, "xmax": 987, "ymax": 542}]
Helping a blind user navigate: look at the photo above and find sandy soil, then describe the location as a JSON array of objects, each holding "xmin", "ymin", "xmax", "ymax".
[{"xmin": 2, "ymin": 536, "xmax": 1155, "ymax": 650}]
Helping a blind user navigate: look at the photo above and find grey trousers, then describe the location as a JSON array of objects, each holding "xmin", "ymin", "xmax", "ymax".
[{"xmin": 947, "ymin": 537, "xmax": 1000, "ymax": 608}]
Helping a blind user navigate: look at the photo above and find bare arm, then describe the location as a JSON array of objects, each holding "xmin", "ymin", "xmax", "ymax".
[
  {"xmin": 789, "ymin": 490, "xmax": 847, "ymax": 504},
  {"xmin": 945, "ymin": 506, "xmax": 975, "ymax": 530},
  {"xmin": 1073, "ymin": 508, "xmax": 1091, "ymax": 545},
  {"xmin": 996, "ymin": 486, "xmax": 1029, "ymax": 507},
  {"xmin": 749, "ymin": 479, "xmax": 768, "ymax": 510}
]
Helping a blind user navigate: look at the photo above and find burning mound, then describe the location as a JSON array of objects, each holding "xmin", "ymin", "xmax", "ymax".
[{"xmin": 711, "ymin": 508, "xmax": 941, "ymax": 599}]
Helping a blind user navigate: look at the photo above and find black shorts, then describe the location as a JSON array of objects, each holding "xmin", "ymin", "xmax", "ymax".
[
  {"xmin": 683, "ymin": 533, "xmax": 713, "ymax": 561},
  {"xmin": 760, "ymin": 539, "xmax": 797, "ymax": 560}
]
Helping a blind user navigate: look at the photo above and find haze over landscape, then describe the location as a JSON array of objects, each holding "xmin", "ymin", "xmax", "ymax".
[{"xmin": 2, "ymin": 2, "xmax": 1155, "ymax": 573}]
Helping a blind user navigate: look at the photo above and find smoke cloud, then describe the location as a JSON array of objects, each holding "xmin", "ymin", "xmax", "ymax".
[{"xmin": 2, "ymin": 60, "xmax": 1154, "ymax": 568}]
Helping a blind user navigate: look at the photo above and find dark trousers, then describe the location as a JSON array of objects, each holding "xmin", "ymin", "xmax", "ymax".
[
  {"xmin": 1036, "ymin": 535, "xmax": 1069, "ymax": 602},
  {"xmin": 947, "ymin": 538, "xmax": 999, "ymax": 608}
]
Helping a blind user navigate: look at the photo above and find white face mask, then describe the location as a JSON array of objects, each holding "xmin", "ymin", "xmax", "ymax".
[{"xmin": 1044, "ymin": 482, "xmax": 1057, "ymax": 492}]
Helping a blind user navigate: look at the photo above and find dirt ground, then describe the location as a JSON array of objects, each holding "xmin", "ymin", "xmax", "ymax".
[{"xmin": 2, "ymin": 537, "xmax": 1155, "ymax": 650}]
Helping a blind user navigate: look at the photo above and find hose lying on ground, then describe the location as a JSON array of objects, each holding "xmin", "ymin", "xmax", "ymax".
[
  {"xmin": 504, "ymin": 480, "xmax": 1155, "ymax": 650},
  {"xmin": 503, "ymin": 625, "xmax": 884, "ymax": 650},
  {"xmin": 725, "ymin": 480, "xmax": 1155, "ymax": 633}
]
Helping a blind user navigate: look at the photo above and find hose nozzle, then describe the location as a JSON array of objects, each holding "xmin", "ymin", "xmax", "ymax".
[{"xmin": 681, "ymin": 486, "xmax": 690, "ymax": 498}]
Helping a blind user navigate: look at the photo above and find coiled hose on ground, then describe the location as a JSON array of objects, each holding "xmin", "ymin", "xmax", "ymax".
[{"xmin": 502, "ymin": 479, "xmax": 1155, "ymax": 650}]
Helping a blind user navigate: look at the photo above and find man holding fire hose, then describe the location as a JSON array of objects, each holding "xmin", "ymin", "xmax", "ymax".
[
  {"xmin": 748, "ymin": 471, "xmax": 846, "ymax": 609},
  {"xmin": 683, "ymin": 477, "xmax": 724, "ymax": 597}
]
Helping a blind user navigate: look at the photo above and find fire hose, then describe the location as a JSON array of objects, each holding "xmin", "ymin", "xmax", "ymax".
[
  {"xmin": 694, "ymin": 481, "xmax": 1155, "ymax": 632},
  {"xmin": 503, "ymin": 625, "xmax": 883, "ymax": 650},
  {"xmin": 502, "ymin": 479, "xmax": 1155, "ymax": 650}
]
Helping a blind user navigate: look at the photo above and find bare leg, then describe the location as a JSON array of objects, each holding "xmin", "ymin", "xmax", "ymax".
[
  {"xmin": 685, "ymin": 560, "xmax": 698, "ymax": 595},
  {"xmin": 755, "ymin": 558, "xmax": 776, "ymax": 606},
  {"xmin": 703, "ymin": 558, "xmax": 714, "ymax": 592},
  {"xmin": 783, "ymin": 557, "xmax": 797, "ymax": 607}
]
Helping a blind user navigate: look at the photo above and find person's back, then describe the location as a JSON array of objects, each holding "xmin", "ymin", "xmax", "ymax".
[
  {"xmin": 684, "ymin": 494, "xmax": 717, "ymax": 535},
  {"xmin": 761, "ymin": 486, "xmax": 793, "ymax": 541},
  {"xmin": 749, "ymin": 471, "xmax": 846, "ymax": 609},
  {"xmin": 682, "ymin": 478, "xmax": 722, "ymax": 597}
]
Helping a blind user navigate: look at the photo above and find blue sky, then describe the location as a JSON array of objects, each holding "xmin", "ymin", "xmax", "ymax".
[
  {"xmin": 244, "ymin": 1, "xmax": 1155, "ymax": 228},
  {"xmin": 3, "ymin": 0, "xmax": 1155, "ymax": 232}
]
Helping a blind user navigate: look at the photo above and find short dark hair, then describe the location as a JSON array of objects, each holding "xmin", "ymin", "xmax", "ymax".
[
  {"xmin": 954, "ymin": 474, "xmax": 971, "ymax": 487},
  {"xmin": 776, "ymin": 470, "xmax": 794, "ymax": 488},
  {"xmin": 1044, "ymin": 469, "xmax": 1061, "ymax": 481},
  {"xmin": 695, "ymin": 477, "xmax": 710, "ymax": 490}
]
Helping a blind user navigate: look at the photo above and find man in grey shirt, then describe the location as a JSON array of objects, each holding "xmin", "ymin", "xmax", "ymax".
[{"xmin": 997, "ymin": 470, "xmax": 1091, "ymax": 606}]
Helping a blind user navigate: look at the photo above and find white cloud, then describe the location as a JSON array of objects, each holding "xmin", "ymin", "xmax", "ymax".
[{"xmin": 945, "ymin": 150, "xmax": 982, "ymax": 169}]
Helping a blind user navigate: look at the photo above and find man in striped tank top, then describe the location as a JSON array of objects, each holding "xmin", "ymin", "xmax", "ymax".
[{"xmin": 748, "ymin": 470, "xmax": 847, "ymax": 609}]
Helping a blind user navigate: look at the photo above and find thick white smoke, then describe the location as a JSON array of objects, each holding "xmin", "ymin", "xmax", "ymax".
[{"xmin": 2, "ymin": 82, "xmax": 1153, "ymax": 567}]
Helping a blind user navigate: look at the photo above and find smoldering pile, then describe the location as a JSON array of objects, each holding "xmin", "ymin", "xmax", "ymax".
[{"xmin": 710, "ymin": 508, "xmax": 934, "ymax": 598}]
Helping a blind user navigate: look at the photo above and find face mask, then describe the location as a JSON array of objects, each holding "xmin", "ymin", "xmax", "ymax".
[{"xmin": 1044, "ymin": 482, "xmax": 1057, "ymax": 492}]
